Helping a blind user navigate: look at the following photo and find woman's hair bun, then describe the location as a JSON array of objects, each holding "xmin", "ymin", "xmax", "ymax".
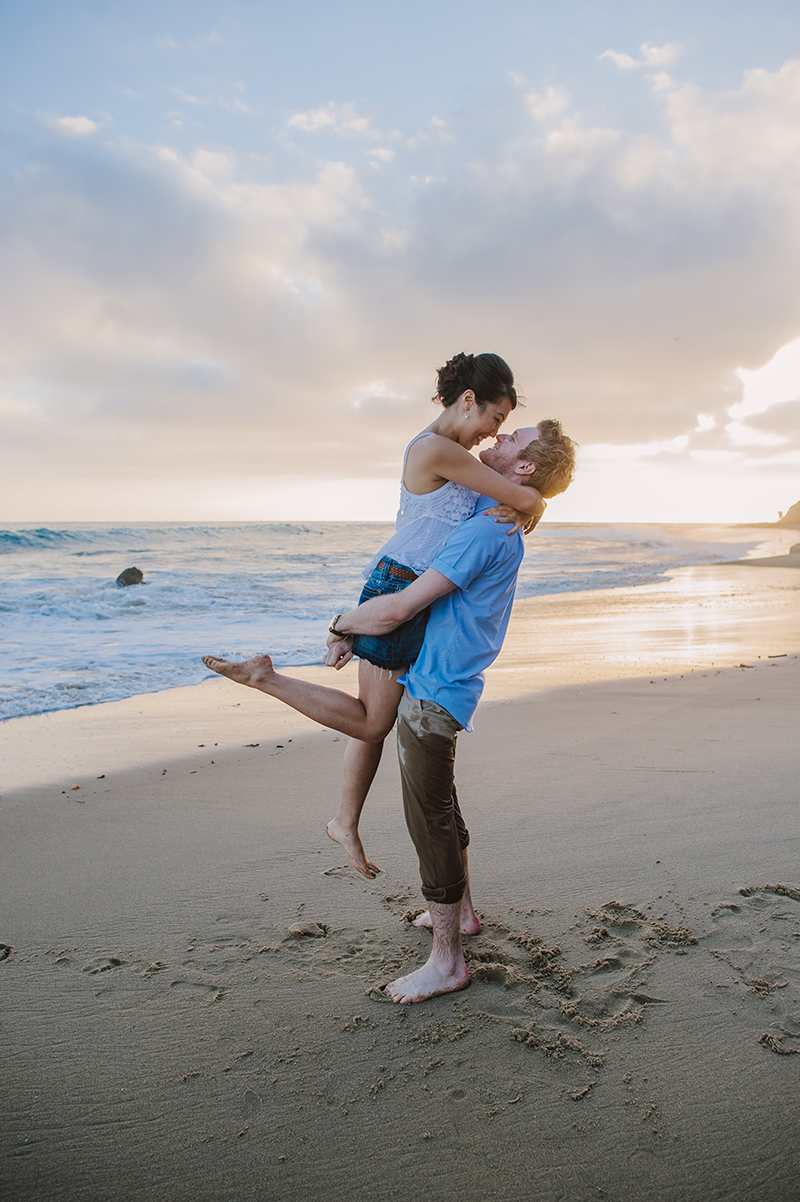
[{"xmin": 434, "ymin": 351, "xmax": 517, "ymax": 410}]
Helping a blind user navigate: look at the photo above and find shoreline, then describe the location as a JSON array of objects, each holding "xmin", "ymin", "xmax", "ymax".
[{"xmin": 3, "ymin": 558, "xmax": 799, "ymax": 793}]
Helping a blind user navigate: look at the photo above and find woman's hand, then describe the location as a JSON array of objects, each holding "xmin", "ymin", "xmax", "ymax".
[
  {"xmin": 484, "ymin": 499, "xmax": 546, "ymax": 535},
  {"xmin": 325, "ymin": 633, "xmax": 354, "ymax": 670}
]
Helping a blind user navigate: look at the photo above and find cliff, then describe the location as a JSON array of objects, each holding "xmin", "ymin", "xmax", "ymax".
[{"xmin": 777, "ymin": 500, "xmax": 800, "ymax": 527}]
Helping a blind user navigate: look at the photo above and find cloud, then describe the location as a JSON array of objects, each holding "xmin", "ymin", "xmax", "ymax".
[
  {"xmin": 170, "ymin": 86, "xmax": 252, "ymax": 114},
  {"xmin": 287, "ymin": 102, "xmax": 380, "ymax": 139},
  {"xmin": 729, "ymin": 334, "xmax": 800, "ymax": 420},
  {"xmin": 665, "ymin": 59, "xmax": 800, "ymax": 188},
  {"xmin": 640, "ymin": 43, "xmax": 683, "ymax": 68},
  {"xmin": 582, "ymin": 436, "xmax": 690, "ymax": 463},
  {"xmin": 47, "ymin": 115, "xmax": 101, "ymax": 137},
  {"xmin": 599, "ymin": 43, "xmax": 684, "ymax": 71},
  {"xmin": 598, "ymin": 50, "xmax": 639, "ymax": 71},
  {"xmin": 525, "ymin": 85, "xmax": 569, "ymax": 123},
  {"xmin": 368, "ymin": 147, "xmax": 395, "ymax": 165},
  {"xmin": 156, "ymin": 31, "xmax": 220, "ymax": 52},
  {"xmin": 4, "ymin": 54, "xmax": 800, "ymax": 518},
  {"xmin": 725, "ymin": 421, "xmax": 788, "ymax": 447}
]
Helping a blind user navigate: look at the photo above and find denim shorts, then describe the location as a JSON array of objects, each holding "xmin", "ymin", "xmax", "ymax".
[{"xmin": 350, "ymin": 557, "xmax": 430, "ymax": 671}]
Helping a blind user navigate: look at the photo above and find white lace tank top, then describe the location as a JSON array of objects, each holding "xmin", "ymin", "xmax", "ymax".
[{"xmin": 363, "ymin": 432, "xmax": 479, "ymax": 577}]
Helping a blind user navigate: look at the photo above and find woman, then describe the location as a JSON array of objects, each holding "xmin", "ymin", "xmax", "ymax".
[{"xmin": 323, "ymin": 351, "xmax": 544, "ymax": 879}]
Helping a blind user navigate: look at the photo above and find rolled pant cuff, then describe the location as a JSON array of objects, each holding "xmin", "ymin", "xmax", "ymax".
[{"xmin": 421, "ymin": 874, "xmax": 467, "ymax": 905}]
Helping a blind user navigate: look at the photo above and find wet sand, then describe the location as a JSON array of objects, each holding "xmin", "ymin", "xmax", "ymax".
[{"xmin": 2, "ymin": 560, "xmax": 799, "ymax": 1202}]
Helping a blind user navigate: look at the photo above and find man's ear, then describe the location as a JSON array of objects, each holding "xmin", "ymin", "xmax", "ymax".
[{"xmin": 514, "ymin": 459, "xmax": 536, "ymax": 480}]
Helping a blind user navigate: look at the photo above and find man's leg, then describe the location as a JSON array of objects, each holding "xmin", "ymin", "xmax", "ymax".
[
  {"xmin": 379, "ymin": 691, "xmax": 471, "ymax": 1004},
  {"xmin": 412, "ymin": 848, "xmax": 482, "ymax": 935},
  {"xmin": 382, "ymin": 899, "xmax": 468, "ymax": 1004}
]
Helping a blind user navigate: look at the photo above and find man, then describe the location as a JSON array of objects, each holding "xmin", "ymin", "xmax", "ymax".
[{"xmin": 203, "ymin": 419, "xmax": 576, "ymax": 1004}]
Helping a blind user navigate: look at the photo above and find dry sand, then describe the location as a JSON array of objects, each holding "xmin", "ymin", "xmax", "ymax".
[{"xmin": 2, "ymin": 560, "xmax": 799, "ymax": 1202}]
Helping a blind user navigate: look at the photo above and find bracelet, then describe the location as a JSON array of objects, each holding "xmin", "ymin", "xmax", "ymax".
[{"xmin": 329, "ymin": 616, "xmax": 351, "ymax": 638}]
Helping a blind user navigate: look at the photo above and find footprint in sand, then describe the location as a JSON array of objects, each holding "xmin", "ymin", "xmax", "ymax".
[
  {"xmin": 460, "ymin": 903, "xmax": 699, "ymax": 1070},
  {"xmin": 702, "ymin": 884, "xmax": 800, "ymax": 1055},
  {"xmin": 169, "ymin": 979, "xmax": 225, "ymax": 1004},
  {"xmin": 82, "ymin": 955, "xmax": 126, "ymax": 975},
  {"xmin": 243, "ymin": 1088, "xmax": 263, "ymax": 1115}
]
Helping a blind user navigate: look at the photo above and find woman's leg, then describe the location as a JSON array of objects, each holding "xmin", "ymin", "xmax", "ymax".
[
  {"xmin": 326, "ymin": 660, "xmax": 407, "ymax": 880},
  {"xmin": 201, "ymin": 653, "xmax": 403, "ymax": 742}
]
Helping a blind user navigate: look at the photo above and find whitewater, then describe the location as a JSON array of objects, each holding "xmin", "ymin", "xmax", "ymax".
[{"xmin": 0, "ymin": 521, "xmax": 777, "ymax": 720}]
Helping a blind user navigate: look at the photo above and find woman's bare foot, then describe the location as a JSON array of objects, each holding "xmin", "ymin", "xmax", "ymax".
[
  {"xmin": 380, "ymin": 959, "xmax": 470, "ymax": 1004},
  {"xmin": 326, "ymin": 818, "xmax": 380, "ymax": 880},
  {"xmin": 202, "ymin": 654, "xmax": 276, "ymax": 691},
  {"xmin": 413, "ymin": 904, "xmax": 482, "ymax": 936}
]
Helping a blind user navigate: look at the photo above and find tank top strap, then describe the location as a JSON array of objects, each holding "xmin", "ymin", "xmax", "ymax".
[{"xmin": 401, "ymin": 431, "xmax": 437, "ymax": 491}]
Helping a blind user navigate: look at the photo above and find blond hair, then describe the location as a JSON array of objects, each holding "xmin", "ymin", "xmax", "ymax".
[{"xmin": 519, "ymin": 419, "xmax": 577, "ymax": 498}]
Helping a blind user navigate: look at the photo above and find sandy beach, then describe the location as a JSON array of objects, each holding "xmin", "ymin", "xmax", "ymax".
[{"xmin": 2, "ymin": 559, "xmax": 799, "ymax": 1202}]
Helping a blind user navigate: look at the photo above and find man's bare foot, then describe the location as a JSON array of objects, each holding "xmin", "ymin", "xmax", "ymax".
[
  {"xmin": 413, "ymin": 906, "xmax": 482, "ymax": 936},
  {"xmin": 380, "ymin": 959, "xmax": 470, "ymax": 1004},
  {"xmin": 326, "ymin": 819, "xmax": 380, "ymax": 880},
  {"xmin": 202, "ymin": 654, "xmax": 276, "ymax": 691}
]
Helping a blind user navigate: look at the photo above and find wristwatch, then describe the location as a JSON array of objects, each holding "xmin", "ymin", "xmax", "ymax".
[{"xmin": 329, "ymin": 615, "xmax": 351, "ymax": 638}]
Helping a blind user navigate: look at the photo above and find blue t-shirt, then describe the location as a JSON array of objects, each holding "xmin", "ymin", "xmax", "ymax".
[{"xmin": 398, "ymin": 496, "xmax": 524, "ymax": 731}]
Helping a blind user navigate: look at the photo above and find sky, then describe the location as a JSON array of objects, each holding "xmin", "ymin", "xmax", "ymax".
[{"xmin": 2, "ymin": 0, "xmax": 800, "ymax": 524}]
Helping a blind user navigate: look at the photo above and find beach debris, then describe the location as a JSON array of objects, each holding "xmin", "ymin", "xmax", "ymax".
[
  {"xmin": 0, "ymin": 944, "xmax": 13, "ymax": 961},
  {"xmin": 288, "ymin": 921, "xmax": 328, "ymax": 939},
  {"xmin": 759, "ymin": 1032, "xmax": 800, "ymax": 1055},
  {"xmin": 72, "ymin": 784, "xmax": 80, "ymax": 790},
  {"xmin": 244, "ymin": 743, "xmax": 259, "ymax": 747},
  {"xmin": 511, "ymin": 1022, "xmax": 604, "ymax": 1068},
  {"xmin": 142, "ymin": 961, "xmax": 166, "ymax": 977},
  {"xmin": 746, "ymin": 977, "xmax": 786, "ymax": 997},
  {"xmin": 367, "ymin": 984, "xmax": 397, "ymax": 1003},
  {"xmin": 401, "ymin": 908, "xmax": 427, "ymax": 926},
  {"xmin": 97, "ymin": 774, "xmax": 105, "ymax": 779},
  {"xmin": 642, "ymin": 922, "xmax": 697, "ymax": 948},
  {"xmin": 115, "ymin": 567, "xmax": 144, "ymax": 587}
]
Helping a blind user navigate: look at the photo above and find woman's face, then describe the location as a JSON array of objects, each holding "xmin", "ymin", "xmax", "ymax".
[{"xmin": 460, "ymin": 395, "xmax": 513, "ymax": 450}]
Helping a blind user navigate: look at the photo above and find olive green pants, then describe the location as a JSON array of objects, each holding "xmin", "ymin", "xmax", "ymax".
[{"xmin": 396, "ymin": 689, "xmax": 469, "ymax": 905}]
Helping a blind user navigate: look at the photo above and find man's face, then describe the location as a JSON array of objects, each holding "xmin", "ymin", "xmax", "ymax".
[{"xmin": 479, "ymin": 426, "xmax": 539, "ymax": 478}]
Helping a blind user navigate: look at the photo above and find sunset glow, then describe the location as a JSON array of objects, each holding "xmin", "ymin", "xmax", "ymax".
[{"xmin": 1, "ymin": 3, "xmax": 799, "ymax": 523}]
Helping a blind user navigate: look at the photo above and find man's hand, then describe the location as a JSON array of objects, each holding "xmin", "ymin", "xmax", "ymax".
[
  {"xmin": 325, "ymin": 632, "xmax": 354, "ymax": 670},
  {"xmin": 484, "ymin": 501, "xmax": 546, "ymax": 535}
]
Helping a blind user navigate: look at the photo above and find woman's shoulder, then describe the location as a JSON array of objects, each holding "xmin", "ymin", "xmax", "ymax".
[{"xmin": 406, "ymin": 430, "xmax": 465, "ymax": 465}]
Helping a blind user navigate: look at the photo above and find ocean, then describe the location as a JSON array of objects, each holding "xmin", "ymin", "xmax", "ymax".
[{"xmin": 0, "ymin": 521, "xmax": 779, "ymax": 721}]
